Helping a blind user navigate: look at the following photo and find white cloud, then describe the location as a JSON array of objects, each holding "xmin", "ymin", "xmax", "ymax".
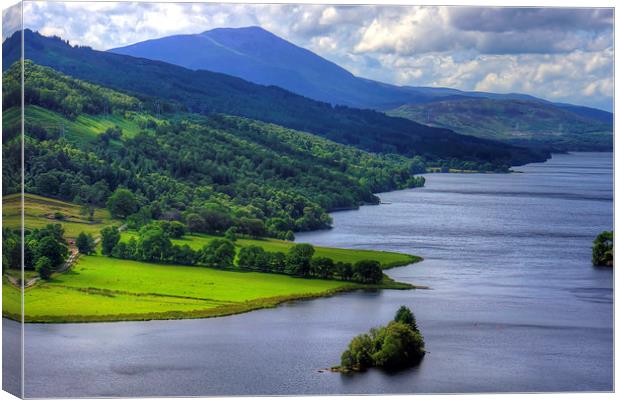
[{"xmin": 12, "ymin": 2, "xmax": 614, "ymax": 111}]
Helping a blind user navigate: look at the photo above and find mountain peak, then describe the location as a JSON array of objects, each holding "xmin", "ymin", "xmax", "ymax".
[{"xmin": 201, "ymin": 26, "xmax": 272, "ymax": 36}]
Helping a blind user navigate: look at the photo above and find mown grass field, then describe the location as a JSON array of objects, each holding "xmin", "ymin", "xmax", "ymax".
[
  {"xmin": 121, "ymin": 231, "xmax": 420, "ymax": 269},
  {"xmin": 2, "ymin": 255, "xmax": 413, "ymax": 323},
  {"xmin": 3, "ymin": 193, "xmax": 117, "ymax": 238},
  {"xmin": 3, "ymin": 196, "xmax": 420, "ymax": 323}
]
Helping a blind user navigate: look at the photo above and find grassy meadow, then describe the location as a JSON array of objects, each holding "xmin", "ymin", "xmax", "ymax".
[
  {"xmin": 3, "ymin": 255, "xmax": 413, "ymax": 323},
  {"xmin": 3, "ymin": 193, "xmax": 118, "ymax": 238}
]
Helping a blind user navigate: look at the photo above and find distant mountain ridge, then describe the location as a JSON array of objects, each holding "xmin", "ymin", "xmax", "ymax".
[
  {"xmin": 109, "ymin": 26, "xmax": 421, "ymax": 110},
  {"xmin": 109, "ymin": 26, "xmax": 612, "ymax": 152},
  {"xmin": 110, "ymin": 26, "xmax": 612, "ymax": 115},
  {"xmin": 4, "ymin": 29, "xmax": 547, "ymax": 170}
]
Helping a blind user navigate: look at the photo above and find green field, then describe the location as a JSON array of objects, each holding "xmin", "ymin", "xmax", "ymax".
[
  {"xmin": 3, "ymin": 195, "xmax": 420, "ymax": 323},
  {"xmin": 4, "ymin": 105, "xmax": 157, "ymax": 144},
  {"xmin": 3, "ymin": 255, "xmax": 413, "ymax": 323},
  {"xmin": 3, "ymin": 193, "xmax": 118, "ymax": 238},
  {"xmin": 121, "ymin": 231, "xmax": 420, "ymax": 269}
]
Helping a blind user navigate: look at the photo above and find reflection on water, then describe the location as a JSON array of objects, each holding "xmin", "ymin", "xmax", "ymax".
[{"xmin": 17, "ymin": 152, "xmax": 612, "ymax": 396}]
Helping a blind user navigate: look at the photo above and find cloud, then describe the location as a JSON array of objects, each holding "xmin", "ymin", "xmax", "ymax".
[
  {"xmin": 12, "ymin": 2, "xmax": 614, "ymax": 111},
  {"xmin": 365, "ymin": 48, "xmax": 613, "ymax": 111},
  {"xmin": 353, "ymin": 6, "xmax": 613, "ymax": 56},
  {"xmin": 448, "ymin": 7, "xmax": 613, "ymax": 33},
  {"xmin": 2, "ymin": 2, "xmax": 21, "ymax": 41}
]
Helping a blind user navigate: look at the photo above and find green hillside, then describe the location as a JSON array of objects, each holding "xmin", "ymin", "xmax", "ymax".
[
  {"xmin": 2, "ymin": 29, "xmax": 549, "ymax": 169},
  {"xmin": 388, "ymin": 98, "xmax": 613, "ymax": 151},
  {"xmin": 3, "ymin": 61, "xmax": 427, "ymax": 238},
  {"xmin": 3, "ymin": 193, "xmax": 117, "ymax": 238}
]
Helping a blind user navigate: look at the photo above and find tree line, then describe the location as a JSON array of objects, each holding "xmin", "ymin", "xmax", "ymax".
[
  {"xmin": 99, "ymin": 222, "xmax": 384, "ymax": 284},
  {"xmin": 2, "ymin": 224, "xmax": 69, "ymax": 279}
]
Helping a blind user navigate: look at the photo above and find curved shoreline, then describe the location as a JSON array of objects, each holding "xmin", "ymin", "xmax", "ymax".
[
  {"xmin": 3, "ymin": 265, "xmax": 422, "ymax": 324},
  {"xmin": 5, "ymin": 197, "xmax": 425, "ymax": 324}
]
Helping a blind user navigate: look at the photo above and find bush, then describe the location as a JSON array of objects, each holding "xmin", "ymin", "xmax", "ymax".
[
  {"xmin": 335, "ymin": 262, "xmax": 353, "ymax": 281},
  {"xmin": 200, "ymin": 239, "xmax": 235, "ymax": 269},
  {"xmin": 100, "ymin": 226, "xmax": 120, "ymax": 256},
  {"xmin": 267, "ymin": 251, "xmax": 287, "ymax": 273},
  {"xmin": 341, "ymin": 333, "xmax": 374, "ymax": 371},
  {"xmin": 285, "ymin": 244, "xmax": 315, "ymax": 276},
  {"xmin": 592, "ymin": 231, "xmax": 613, "ymax": 267},
  {"xmin": 35, "ymin": 235, "xmax": 68, "ymax": 267},
  {"xmin": 186, "ymin": 213, "xmax": 205, "ymax": 233},
  {"xmin": 166, "ymin": 221, "xmax": 187, "ymax": 238},
  {"xmin": 169, "ymin": 244, "xmax": 198, "ymax": 265},
  {"xmin": 35, "ymin": 256, "xmax": 54, "ymax": 280},
  {"xmin": 76, "ymin": 232, "xmax": 96, "ymax": 255},
  {"xmin": 135, "ymin": 225, "xmax": 172, "ymax": 262},
  {"xmin": 237, "ymin": 245, "xmax": 266, "ymax": 270},
  {"xmin": 352, "ymin": 260, "xmax": 383, "ymax": 284},
  {"xmin": 394, "ymin": 305, "xmax": 418, "ymax": 332},
  {"xmin": 107, "ymin": 188, "xmax": 138, "ymax": 219},
  {"xmin": 153, "ymin": 220, "xmax": 187, "ymax": 238},
  {"xmin": 371, "ymin": 322, "xmax": 425, "ymax": 369},
  {"xmin": 310, "ymin": 257, "xmax": 334, "ymax": 279}
]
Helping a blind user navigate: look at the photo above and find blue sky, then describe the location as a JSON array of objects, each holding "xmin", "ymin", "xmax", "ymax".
[{"xmin": 3, "ymin": 2, "xmax": 614, "ymax": 111}]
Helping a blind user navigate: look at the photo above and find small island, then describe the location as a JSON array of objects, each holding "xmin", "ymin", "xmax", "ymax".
[
  {"xmin": 592, "ymin": 231, "xmax": 613, "ymax": 267},
  {"xmin": 335, "ymin": 306, "xmax": 425, "ymax": 372}
]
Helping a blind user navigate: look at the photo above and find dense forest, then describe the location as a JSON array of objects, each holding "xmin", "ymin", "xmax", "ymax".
[
  {"xmin": 3, "ymin": 61, "xmax": 426, "ymax": 240},
  {"xmin": 3, "ymin": 30, "xmax": 549, "ymax": 170}
]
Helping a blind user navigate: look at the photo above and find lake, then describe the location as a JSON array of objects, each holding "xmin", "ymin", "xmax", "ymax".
[{"xmin": 6, "ymin": 152, "xmax": 613, "ymax": 397}]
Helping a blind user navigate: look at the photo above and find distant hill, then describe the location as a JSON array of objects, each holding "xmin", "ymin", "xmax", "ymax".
[
  {"xmin": 388, "ymin": 98, "xmax": 612, "ymax": 152},
  {"xmin": 109, "ymin": 26, "xmax": 612, "ymax": 151},
  {"xmin": 109, "ymin": 26, "xmax": 424, "ymax": 110},
  {"xmin": 3, "ymin": 29, "xmax": 547, "ymax": 169}
]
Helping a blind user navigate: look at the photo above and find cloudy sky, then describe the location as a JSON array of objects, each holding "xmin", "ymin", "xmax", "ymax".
[{"xmin": 3, "ymin": 2, "xmax": 614, "ymax": 111}]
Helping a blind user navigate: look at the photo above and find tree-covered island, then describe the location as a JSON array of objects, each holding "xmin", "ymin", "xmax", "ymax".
[
  {"xmin": 592, "ymin": 231, "xmax": 613, "ymax": 267},
  {"xmin": 335, "ymin": 306, "xmax": 425, "ymax": 372}
]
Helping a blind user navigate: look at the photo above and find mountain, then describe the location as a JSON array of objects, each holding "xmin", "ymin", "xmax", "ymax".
[
  {"xmin": 109, "ymin": 26, "xmax": 612, "ymax": 151},
  {"xmin": 108, "ymin": 26, "xmax": 428, "ymax": 110},
  {"xmin": 3, "ymin": 29, "xmax": 547, "ymax": 169},
  {"xmin": 388, "ymin": 98, "xmax": 613, "ymax": 152},
  {"xmin": 111, "ymin": 26, "xmax": 565, "ymax": 111}
]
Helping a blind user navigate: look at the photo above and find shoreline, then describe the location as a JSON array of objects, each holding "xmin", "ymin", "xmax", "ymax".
[
  {"xmin": 3, "ymin": 267, "xmax": 423, "ymax": 324},
  {"xmin": 4, "ymin": 188, "xmax": 426, "ymax": 325}
]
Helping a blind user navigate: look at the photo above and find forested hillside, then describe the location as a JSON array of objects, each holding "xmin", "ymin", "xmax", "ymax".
[
  {"xmin": 3, "ymin": 61, "xmax": 427, "ymax": 239},
  {"xmin": 388, "ymin": 98, "xmax": 612, "ymax": 151},
  {"xmin": 3, "ymin": 30, "xmax": 549, "ymax": 170},
  {"xmin": 110, "ymin": 26, "xmax": 611, "ymax": 153}
]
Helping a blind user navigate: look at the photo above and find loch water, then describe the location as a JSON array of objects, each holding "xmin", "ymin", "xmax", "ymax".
[{"xmin": 6, "ymin": 152, "xmax": 613, "ymax": 396}]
